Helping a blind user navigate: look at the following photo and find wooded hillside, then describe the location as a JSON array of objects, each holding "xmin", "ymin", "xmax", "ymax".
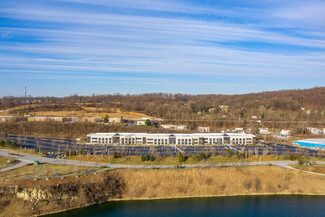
[{"xmin": 1, "ymin": 87, "xmax": 324, "ymax": 126}]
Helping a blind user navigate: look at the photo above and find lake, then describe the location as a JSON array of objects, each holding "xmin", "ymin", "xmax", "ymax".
[{"xmin": 48, "ymin": 196, "xmax": 325, "ymax": 217}]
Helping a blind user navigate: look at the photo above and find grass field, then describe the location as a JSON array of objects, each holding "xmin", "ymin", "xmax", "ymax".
[
  {"xmin": 292, "ymin": 165, "xmax": 325, "ymax": 174},
  {"xmin": 39, "ymin": 164, "xmax": 100, "ymax": 177},
  {"xmin": 0, "ymin": 157, "xmax": 9, "ymax": 169},
  {"xmin": 0, "ymin": 164, "xmax": 42, "ymax": 180},
  {"xmin": 115, "ymin": 166, "xmax": 325, "ymax": 199},
  {"xmin": 33, "ymin": 110, "xmax": 152, "ymax": 119},
  {"xmin": 0, "ymin": 163, "xmax": 100, "ymax": 180},
  {"xmin": 0, "ymin": 156, "xmax": 17, "ymax": 169},
  {"xmin": 0, "ymin": 146, "xmax": 45, "ymax": 156},
  {"xmin": 2, "ymin": 104, "xmax": 153, "ymax": 119}
]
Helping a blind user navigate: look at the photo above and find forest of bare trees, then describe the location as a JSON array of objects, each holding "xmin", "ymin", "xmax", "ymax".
[{"xmin": 1, "ymin": 87, "xmax": 324, "ymax": 126}]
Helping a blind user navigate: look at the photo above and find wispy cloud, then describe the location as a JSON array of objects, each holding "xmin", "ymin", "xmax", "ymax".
[
  {"xmin": 273, "ymin": 1, "xmax": 325, "ymax": 28},
  {"xmin": 0, "ymin": 0, "xmax": 324, "ymax": 96}
]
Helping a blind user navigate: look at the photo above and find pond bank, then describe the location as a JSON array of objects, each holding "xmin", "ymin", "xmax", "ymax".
[{"xmin": 2, "ymin": 166, "xmax": 325, "ymax": 216}]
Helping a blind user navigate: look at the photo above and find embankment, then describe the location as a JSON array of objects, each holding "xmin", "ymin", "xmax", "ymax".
[{"xmin": 2, "ymin": 166, "xmax": 325, "ymax": 216}]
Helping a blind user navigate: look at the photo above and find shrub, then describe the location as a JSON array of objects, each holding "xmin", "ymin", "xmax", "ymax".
[
  {"xmin": 199, "ymin": 152, "xmax": 206, "ymax": 160},
  {"xmin": 5, "ymin": 140, "xmax": 11, "ymax": 147},
  {"xmin": 113, "ymin": 152, "xmax": 121, "ymax": 159},
  {"xmin": 141, "ymin": 155, "xmax": 156, "ymax": 162},
  {"xmin": 149, "ymin": 155, "xmax": 156, "ymax": 162},
  {"xmin": 103, "ymin": 115, "xmax": 109, "ymax": 123},
  {"xmin": 288, "ymin": 154, "xmax": 299, "ymax": 161},
  {"xmin": 192, "ymin": 152, "xmax": 209, "ymax": 161},
  {"xmin": 141, "ymin": 155, "xmax": 149, "ymax": 161},
  {"xmin": 226, "ymin": 149, "xmax": 232, "ymax": 158},
  {"xmin": 0, "ymin": 140, "xmax": 4, "ymax": 146},
  {"xmin": 236, "ymin": 151, "xmax": 245, "ymax": 160},
  {"xmin": 178, "ymin": 154, "xmax": 188, "ymax": 163},
  {"xmin": 145, "ymin": 119, "xmax": 152, "ymax": 126},
  {"xmin": 298, "ymin": 158, "xmax": 304, "ymax": 165},
  {"xmin": 191, "ymin": 154, "xmax": 199, "ymax": 161},
  {"xmin": 12, "ymin": 141, "xmax": 18, "ymax": 148}
]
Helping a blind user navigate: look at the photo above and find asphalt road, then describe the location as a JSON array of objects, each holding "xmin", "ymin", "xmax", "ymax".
[
  {"xmin": 0, "ymin": 148, "xmax": 302, "ymax": 170},
  {"xmin": 4, "ymin": 148, "xmax": 325, "ymax": 180},
  {"xmin": 0, "ymin": 161, "xmax": 30, "ymax": 172}
]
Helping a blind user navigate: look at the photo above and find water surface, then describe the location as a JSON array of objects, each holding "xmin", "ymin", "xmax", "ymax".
[{"xmin": 49, "ymin": 196, "xmax": 325, "ymax": 217}]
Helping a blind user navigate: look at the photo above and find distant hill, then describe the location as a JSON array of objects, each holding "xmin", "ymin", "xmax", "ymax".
[{"xmin": 1, "ymin": 87, "xmax": 324, "ymax": 128}]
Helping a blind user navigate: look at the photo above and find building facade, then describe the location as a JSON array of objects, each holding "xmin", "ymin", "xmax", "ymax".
[
  {"xmin": 198, "ymin": 127, "xmax": 210, "ymax": 133},
  {"xmin": 79, "ymin": 117, "xmax": 102, "ymax": 123},
  {"xmin": 307, "ymin": 127, "xmax": 325, "ymax": 135},
  {"xmin": 280, "ymin": 129, "xmax": 291, "ymax": 137},
  {"xmin": 87, "ymin": 133, "xmax": 255, "ymax": 145},
  {"xmin": 161, "ymin": 124, "xmax": 187, "ymax": 130},
  {"xmin": 0, "ymin": 116, "xmax": 16, "ymax": 122},
  {"xmin": 27, "ymin": 116, "xmax": 71, "ymax": 122},
  {"xmin": 259, "ymin": 128, "xmax": 269, "ymax": 134}
]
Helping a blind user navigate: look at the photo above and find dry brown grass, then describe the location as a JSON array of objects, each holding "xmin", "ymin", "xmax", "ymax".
[
  {"xmin": 0, "ymin": 164, "xmax": 100, "ymax": 180},
  {"xmin": 1, "ymin": 147, "xmax": 43, "ymax": 156},
  {"xmin": 39, "ymin": 164, "xmax": 99, "ymax": 177},
  {"xmin": 33, "ymin": 110, "xmax": 152, "ymax": 119},
  {"xmin": 293, "ymin": 165, "xmax": 325, "ymax": 174},
  {"xmin": 0, "ymin": 164, "xmax": 42, "ymax": 180},
  {"xmin": 0, "ymin": 157, "xmax": 12, "ymax": 169},
  {"xmin": 2, "ymin": 166, "xmax": 325, "ymax": 217},
  {"xmin": 3, "ymin": 103, "xmax": 153, "ymax": 119},
  {"xmin": 113, "ymin": 166, "xmax": 325, "ymax": 199}
]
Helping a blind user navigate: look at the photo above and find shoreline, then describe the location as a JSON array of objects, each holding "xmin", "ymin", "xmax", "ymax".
[
  {"xmin": 4, "ymin": 165, "xmax": 325, "ymax": 217},
  {"xmin": 41, "ymin": 192, "xmax": 325, "ymax": 216}
]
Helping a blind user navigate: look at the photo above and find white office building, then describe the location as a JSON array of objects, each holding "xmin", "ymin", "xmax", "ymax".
[{"xmin": 87, "ymin": 133, "xmax": 255, "ymax": 145}]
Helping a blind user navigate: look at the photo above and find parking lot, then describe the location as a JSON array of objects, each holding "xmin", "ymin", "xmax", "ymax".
[
  {"xmin": 179, "ymin": 145, "xmax": 231, "ymax": 155},
  {"xmin": 1, "ymin": 135, "xmax": 323, "ymax": 158}
]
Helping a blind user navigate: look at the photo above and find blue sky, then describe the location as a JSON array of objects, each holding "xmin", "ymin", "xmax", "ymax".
[{"xmin": 0, "ymin": 0, "xmax": 325, "ymax": 97}]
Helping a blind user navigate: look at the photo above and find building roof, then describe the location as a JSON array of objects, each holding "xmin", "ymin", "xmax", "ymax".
[
  {"xmin": 294, "ymin": 139, "xmax": 325, "ymax": 145},
  {"xmin": 88, "ymin": 132, "xmax": 255, "ymax": 137}
]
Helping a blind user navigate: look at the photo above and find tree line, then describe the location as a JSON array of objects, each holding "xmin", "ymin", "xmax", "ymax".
[{"xmin": 0, "ymin": 87, "xmax": 324, "ymax": 128}]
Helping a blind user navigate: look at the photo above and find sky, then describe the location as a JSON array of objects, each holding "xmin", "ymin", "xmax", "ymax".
[{"xmin": 0, "ymin": 0, "xmax": 325, "ymax": 97}]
